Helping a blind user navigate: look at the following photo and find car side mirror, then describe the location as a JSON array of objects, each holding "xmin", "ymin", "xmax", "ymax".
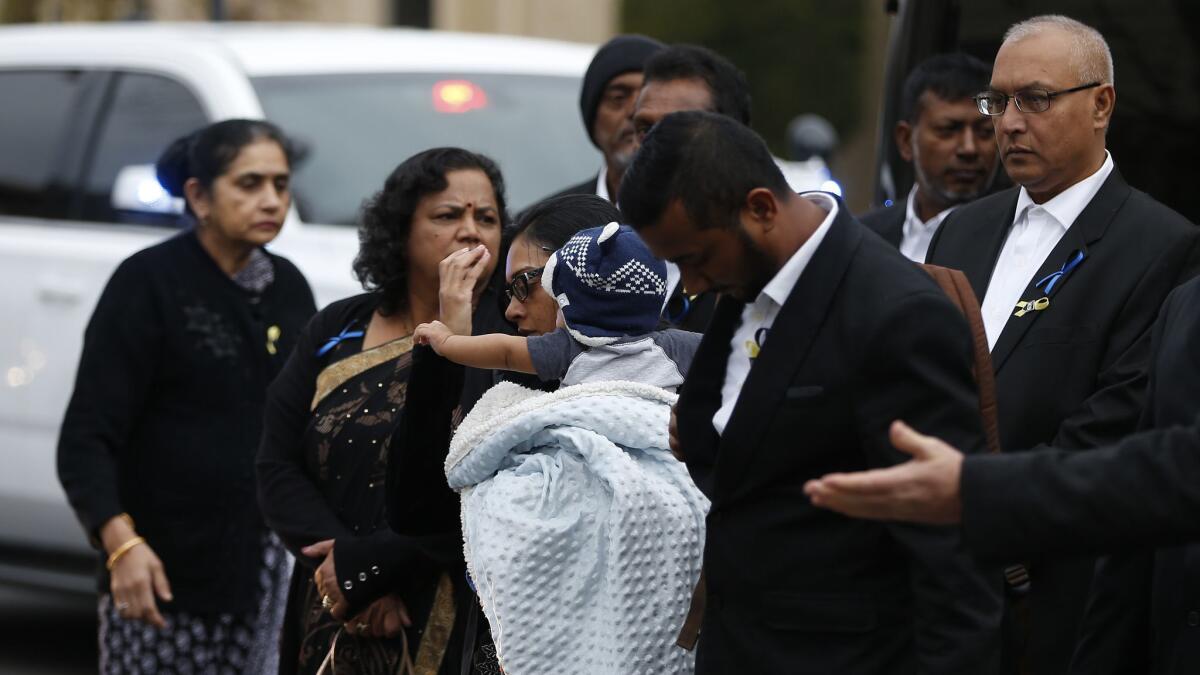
[
  {"xmin": 786, "ymin": 114, "xmax": 839, "ymax": 163},
  {"xmin": 110, "ymin": 164, "xmax": 185, "ymax": 215}
]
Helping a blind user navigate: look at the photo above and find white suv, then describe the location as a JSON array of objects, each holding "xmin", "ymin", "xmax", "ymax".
[{"xmin": 0, "ymin": 22, "xmax": 596, "ymax": 592}]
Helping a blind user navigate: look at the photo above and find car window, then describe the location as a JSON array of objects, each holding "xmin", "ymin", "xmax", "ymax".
[
  {"xmin": 80, "ymin": 71, "xmax": 208, "ymax": 226},
  {"xmin": 253, "ymin": 73, "xmax": 599, "ymax": 225},
  {"xmin": 0, "ymin": 70, "xmax": 84, "ymax": 219}
]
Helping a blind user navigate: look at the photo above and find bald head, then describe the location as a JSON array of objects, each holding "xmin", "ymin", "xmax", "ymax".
[
  {"xmin": 989, "ymin": 15, "xmax": 1116, "ymax": 202},
  {"xmin": 1003, "ymin": 15, "xmax": 1114, "ymax": 86}
]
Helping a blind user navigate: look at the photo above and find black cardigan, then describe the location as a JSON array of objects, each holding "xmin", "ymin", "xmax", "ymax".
[{"xmin": 57, "ymin": 230, "xmax": 316, "ymax": 613}]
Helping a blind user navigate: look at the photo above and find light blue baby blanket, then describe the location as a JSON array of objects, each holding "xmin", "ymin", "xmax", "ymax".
[{"xmin": 445, "ymin": 380, "xmax": 709, "ymax": 674}]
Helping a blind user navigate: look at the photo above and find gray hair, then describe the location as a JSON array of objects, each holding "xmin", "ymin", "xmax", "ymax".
[{"xmin": 1003, "ymin": 15, "xmax": 1115, "ymax": 85}]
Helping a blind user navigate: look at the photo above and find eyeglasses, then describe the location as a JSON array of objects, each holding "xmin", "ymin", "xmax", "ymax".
[
  {"xmin": 504, "ymin": 267, "xmax": 544, "ymax": 303},
  {"xmin": 974, "ymin": 82, "xmax": 1101, "ymax": 116}
]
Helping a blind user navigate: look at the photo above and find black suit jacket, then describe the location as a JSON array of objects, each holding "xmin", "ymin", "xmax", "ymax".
[
  {"xmin": 961, "ymin": 416, "xmax": 1200, "ymax": 558},
  {"xmin": 678, "ymin": 204, "xmax": 1002, "ymax": 674},
  {"xmin": 926, "ymin": 167, "xmax": 1200, "ymax": 674},
  {"xmin": 858, "ymin": 203, "xmax": 904, "ymax": 248},
  {"xmin": 959, "ymin": 287, "xmax": 1200, "ymax": 559},
  {"xmin": 1067, "ymin": 278, "xmax": 1200, "ymax": 675},
  {"xmin": 546, "ymin": 174, "xmax": 600, "ymax": 201}
]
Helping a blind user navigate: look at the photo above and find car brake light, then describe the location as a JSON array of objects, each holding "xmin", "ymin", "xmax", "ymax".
[{"xmin": 433, "ymin": 79, "xmax": 488, "ymax": 114}]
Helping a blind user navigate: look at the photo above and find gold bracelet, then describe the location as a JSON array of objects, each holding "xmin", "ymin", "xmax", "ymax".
[{"xmin": 106, "ymin": 536, "xmax": 146, "ymax": 571}]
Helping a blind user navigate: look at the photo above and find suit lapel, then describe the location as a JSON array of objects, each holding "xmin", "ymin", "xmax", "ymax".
[
  {"xmin": 677, "ymin": 296, "xmax": 743, "ymax": 467},
  {"xmin": 957, "ymin": 195, "xmax": 1016, "ymax": 299},
  {"xmin": 882, "ymin": 208, "xmax": 904, "ymax": 247},
  {"xmin": 989, "ymin": 170, "xmax": 1132, "ymax": 371},
  {"xmin": 714, "ymin": 207, "xmax": 861, "ymax": 495}
]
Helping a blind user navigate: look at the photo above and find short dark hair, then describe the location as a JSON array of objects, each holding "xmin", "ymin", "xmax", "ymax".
[
  {"xmin": 355, "ymin": 147, "xmax": 508, "ymax": 317},
  {"xmin": 899, "ymin": 53, "xmax": 992, "ymax": 123},
  {"xmin": 642, "ymin": 45, "xmax": 752, "ymax": 126},
  {"xmin": 156, "ymin": 119, "xmax": 295, "ymax": 216},
  {"xmin": 619, "ymin": 111, "xmax": 789, "ymax": 231},
  {"xmin": 510, "ymin": 194, "xmax": 621, "ymax": 251}
]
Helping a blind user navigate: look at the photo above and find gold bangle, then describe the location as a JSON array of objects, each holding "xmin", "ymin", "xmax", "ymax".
[{"xmin": 106, "ymin": 536, "xmax": 146, "ymax": 571}]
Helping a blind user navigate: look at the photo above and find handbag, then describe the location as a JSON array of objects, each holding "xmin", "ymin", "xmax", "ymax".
[{"xmin": 315, "ymin": 627, "xmax": 416, "ymax": 675}]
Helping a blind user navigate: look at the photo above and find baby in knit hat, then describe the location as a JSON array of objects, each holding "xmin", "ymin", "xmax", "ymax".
[{"xmin": 414, "ymin": 222, "xmax": 701, "ymax": 392}]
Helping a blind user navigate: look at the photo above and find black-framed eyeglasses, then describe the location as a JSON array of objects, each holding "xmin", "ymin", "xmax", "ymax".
[
  {"xmin": 974, "ymin": 82, "xmax": 1101, "ymax": 116},
  {"xmin": 504, "ymin": 267, "xmax": 544, "ymax": 303}
]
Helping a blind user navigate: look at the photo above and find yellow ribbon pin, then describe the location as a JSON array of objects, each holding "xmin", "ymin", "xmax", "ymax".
[
  {"xmin": 1013, "ymin": 297, "xmax": 1050, "ymax": 318},
  {"xmin": 744, "ymin": 339, "xmax": 761, "ymax": 359},
  {"xmin": 266, "ymin": 325, "xmax": 281, "ymax": 355}
]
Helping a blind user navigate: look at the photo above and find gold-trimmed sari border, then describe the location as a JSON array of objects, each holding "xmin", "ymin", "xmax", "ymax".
[
  {"xmin": 311, "ymin": 336, "xmax": 414, "ymax": 411},
  {"xmin": 413, "ymin": 572, "xmax": 457, "ymax": 674}
]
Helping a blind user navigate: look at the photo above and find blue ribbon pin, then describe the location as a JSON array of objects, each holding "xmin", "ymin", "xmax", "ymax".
[
  {"xmin": 1013, "ymin": 250, "xmax": 1086, "ymax": 318},
  {"xmin": 1035, "ymin": 249, "xmax": 1086, "ymax": 295},
  {"xmin": 315, "ymin": 324, "xmax": 365, "ymax": 357}
]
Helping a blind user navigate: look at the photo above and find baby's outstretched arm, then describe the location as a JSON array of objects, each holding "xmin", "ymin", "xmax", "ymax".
[{"xmin": 413, "ymin": 321, "xmax": 536, "ymax": 374}]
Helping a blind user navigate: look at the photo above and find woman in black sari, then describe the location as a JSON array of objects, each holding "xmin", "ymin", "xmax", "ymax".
[
  {"xmin": 257, "ymin": 148, "xmax": 507, "ymax": 674},
  {"xmin": 386, "ymin": 194, "xmax": 624, "ymax": 669}
]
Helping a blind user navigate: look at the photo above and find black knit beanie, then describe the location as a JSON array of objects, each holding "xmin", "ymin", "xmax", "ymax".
[{"xmin": 579, "ymin": 34, "xmax": 665, "ymax": 147}]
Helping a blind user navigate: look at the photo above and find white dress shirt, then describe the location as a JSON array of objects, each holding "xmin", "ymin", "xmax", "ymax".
[
  {"xmin": 713, "ymin": 192, "xmax": 838, "ymax": 435},
  {"xmin": 980, "ymin": 151, "xmax": 1114, "ymax": 349},
  {"xmin": 594, "ymin": 165, "xmax": 611, "ymax": 203},
  {"xmin": 900, "ymin": 186, "xmax": 956, "ymax": 263}
]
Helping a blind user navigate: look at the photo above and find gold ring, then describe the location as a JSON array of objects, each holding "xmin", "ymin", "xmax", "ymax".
[{"xmin": 321, "ymin": 595, "xmax": 334, "ymax": 610}]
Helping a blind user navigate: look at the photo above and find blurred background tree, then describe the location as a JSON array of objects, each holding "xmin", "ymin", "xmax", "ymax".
[{"xmin": 623, "ymin": 0, "xmax": 866, "ymax": 158}]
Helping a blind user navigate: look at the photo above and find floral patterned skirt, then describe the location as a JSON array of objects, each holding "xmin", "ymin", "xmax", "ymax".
[{"xmin": 98, "ymin": 533, "xmax": 292, "ymax": 675}]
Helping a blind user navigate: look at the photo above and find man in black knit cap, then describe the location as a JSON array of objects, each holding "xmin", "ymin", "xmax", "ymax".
[{"xmin": 547, "ymin": 34, "xmax": 664, "ymax": 203}]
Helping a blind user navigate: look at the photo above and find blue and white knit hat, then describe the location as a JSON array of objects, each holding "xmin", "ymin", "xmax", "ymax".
[{"xmin": 541, "ymin": 222, "xmax": 668, "ymax": 346}]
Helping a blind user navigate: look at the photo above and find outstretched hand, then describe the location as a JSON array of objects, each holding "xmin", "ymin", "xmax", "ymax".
[
  {"xmin": 803, "ymin": 420, "xmax": 965, "ymax": 524},
  {"xmin": 413, "ymin": 320, "xmax": 454, "ymax": 354}
]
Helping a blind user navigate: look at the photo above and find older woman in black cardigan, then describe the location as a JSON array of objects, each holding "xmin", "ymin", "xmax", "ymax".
[{"xmin": 58, "ymin": 119, "xmax": 315, "ymax": 674}]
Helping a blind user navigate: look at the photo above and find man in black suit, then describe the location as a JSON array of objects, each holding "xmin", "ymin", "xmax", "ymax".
[
  {"xmin": 859, "ymin": 53, "xmax": 999, "ymax": 260},
  {"xmin": 1069, "ymin": 275, "xmax": 1200, "ymax": 674},
  {"xmin": 619, "ymin": 110, "xmax": 1002, "ymax": 674},
  {"xmin": 922, "ymin": 15, "xmax": 1200, "ymax": 673},
  {"xmin": 546, "ymin": 34, "xmax": 663, "ymax": 203},
  {"xmin": 805, "ymin": 280, "xmax": 1200, "ymax": 673},
  {"xmin": 804, "ymin": 412, "xmax": 1200, "ymax": 553}
]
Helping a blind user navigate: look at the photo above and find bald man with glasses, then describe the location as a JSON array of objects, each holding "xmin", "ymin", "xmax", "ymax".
[{"xmin": 918, "ymin": 14, "xmax": 1200, "ymax": 675}]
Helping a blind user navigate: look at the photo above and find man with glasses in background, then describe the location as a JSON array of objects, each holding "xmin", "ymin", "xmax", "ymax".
[{"xmin": 923, "ymin": 14, "xmax": 1200, "ymax": 675}]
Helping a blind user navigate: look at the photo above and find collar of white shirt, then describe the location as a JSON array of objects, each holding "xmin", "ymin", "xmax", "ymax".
[
  {"xmin": 758, "ymin": 192, "xmax": 839, "ymax": 308},
  {"xmin": 903, "ymin": 185, "xmax": 956, "ymax": 238},
  {"xmin": 594, "ymin": 165, "xmax": 611, "ymax": 203},
  {"xmin": 711, "ymin": 192, "xmax": 839, "ymax": 436},
  {"xmin": 900, "ymin": 186, "xmax": 956, "ymax": 262},
  {"xmin": 1012, "ymin": 150, "xmax": 1115, "ymax": 231}
]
